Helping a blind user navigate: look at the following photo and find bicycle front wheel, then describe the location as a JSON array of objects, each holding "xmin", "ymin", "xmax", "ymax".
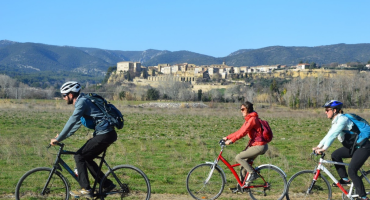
[
  {"xmin": 15, "ymin": 167, "xmax": 69, "ymax": 200},
  {"xmin": 186, "ymin": 163, "xmax": 225, "ymax": 200},
  {"xmin": 287, "ymin": 170, "xmax": 331, "ymax": 200},
  {"xmin": 99, "ymin": 165, "xmax": 151, "ymax": 200},
  {"xmin": 248, "ymin": 165, "xmax": 287, "ymax": 200}
]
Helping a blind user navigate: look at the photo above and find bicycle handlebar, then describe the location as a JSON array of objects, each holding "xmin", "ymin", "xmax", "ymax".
[
  {"xmin": 219, "ymin": 139, "xmax": 232, "ymax": 146},
  {"xmin": 311, "ymin": 150, "xmax": 326, "ymax": 159}
]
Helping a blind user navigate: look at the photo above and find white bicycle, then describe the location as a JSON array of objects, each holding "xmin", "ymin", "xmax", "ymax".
[{"xmin": 286, "ymin": 152, "xmax": 370, "ymax": 200}]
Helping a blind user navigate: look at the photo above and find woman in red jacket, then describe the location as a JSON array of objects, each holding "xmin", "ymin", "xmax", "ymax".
[{"xmin": 223, "ymin": 101, "xmax": 268, "ymax": 184}]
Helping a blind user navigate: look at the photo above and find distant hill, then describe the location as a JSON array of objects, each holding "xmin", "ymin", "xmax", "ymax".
[
  {"xmin": 1, "ymin": 40, "xmax": 370, "ymax": 83},
  {"xmin": 225, "ymin": 44, "xmax": 370, "ymax": 66}
]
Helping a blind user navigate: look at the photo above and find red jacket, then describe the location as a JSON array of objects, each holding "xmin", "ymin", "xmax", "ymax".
[{"xmin": 226, "ymin": 112, "xmax": 267, "ymax": 147}]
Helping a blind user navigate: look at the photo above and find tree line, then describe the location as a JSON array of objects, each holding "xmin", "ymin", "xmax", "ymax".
[{"xmin": 3, "ymin": 68, "xmax": 370, "ymax": 110}]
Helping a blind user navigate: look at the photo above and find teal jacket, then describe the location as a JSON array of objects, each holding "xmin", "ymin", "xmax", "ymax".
[
  {"xmin": 317, "ymin": 114, "xmax": 354, "ymax": 150},
  {"xmin": 56, "ymin": 93, "xmax": 114, "ymax": 142}
]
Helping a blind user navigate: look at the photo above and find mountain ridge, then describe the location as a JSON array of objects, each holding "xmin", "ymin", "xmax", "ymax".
[{"xmin": 1, "ymin": 40, "xmax": 370, "ymax": 77}]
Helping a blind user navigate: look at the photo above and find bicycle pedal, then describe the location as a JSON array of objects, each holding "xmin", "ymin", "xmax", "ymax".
[
  {"xmin": 231, "ymin": 189, "xmax": 243, "ymax": 194},
  {"xmin": 229, "ymin": 185, "xmax": 244, "ymax": 194}
]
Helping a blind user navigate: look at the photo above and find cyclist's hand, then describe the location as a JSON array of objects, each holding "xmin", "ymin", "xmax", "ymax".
[
  {"xmin": 312, "ymin": 147, "xmax": 319, "ymax": 151},
  {"xmin": 314, "ymin": 148, "xmax": 325, "ymax": 154},
  {"xmin": 225, "ymin": 140, "xmax": 233, "ymax": 145},
  {"xmin": 50, "ymin": 138, "xmax": 59, "ymax": 146},
  {"xmin": 222, "ymin": 137, "xmax": 227, "ymax": 141}
]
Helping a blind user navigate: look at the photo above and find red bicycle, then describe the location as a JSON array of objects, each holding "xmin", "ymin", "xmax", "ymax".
[{"xmin": 186, "ymin": 139, "xmax": 287, "ymax": 200}]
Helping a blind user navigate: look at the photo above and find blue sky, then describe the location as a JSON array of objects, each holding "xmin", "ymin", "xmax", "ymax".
[{"xmin": 1, "ymin": 0, "xmax": 369, "ymax": 57}]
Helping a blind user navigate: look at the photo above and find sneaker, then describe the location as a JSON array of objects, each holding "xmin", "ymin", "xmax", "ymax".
[
  {"xmin": 332, "ymin": 178, "xmax": 351, "ymax": 187},
  {"xmin": 102, "ymin": 183, "xmax": 116, "ymax": 193},
  {"xmin": 246, "ymin": 173, "xmax": 259, "ymax": 183},
  {"xmin": 69, "ymin": 188, "xmax": 92, "ymax": 198}
]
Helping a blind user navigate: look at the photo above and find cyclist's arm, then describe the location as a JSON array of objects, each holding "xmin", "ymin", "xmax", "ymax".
[
  {"xmin": 56, "ymin": 100, "xmax": 86, "ymax": 142},
  {"xmin": 226, "ymin": 117, "xmax": 257, "ymax": 143},
  {"xmin": 317, "ymin": 116, "xmax": 348, "ymax": 150}
]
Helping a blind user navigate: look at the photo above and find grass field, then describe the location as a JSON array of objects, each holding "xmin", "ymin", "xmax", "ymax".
[{"xmin": 1, "ymin": 99, "xmax": 370, "ymax": 199}]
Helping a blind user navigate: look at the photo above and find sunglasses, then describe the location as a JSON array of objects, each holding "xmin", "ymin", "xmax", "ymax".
[
  {"xmin": 325, "ymin": 108, "xmax": 332, "ymax": 112},
  {"xmin": 62, "ymin": 93, "xmax": 69, "ymax": 98},
  {"xmin": 240, "ymin": 108, "xmax": 246, "ymax": 111}
]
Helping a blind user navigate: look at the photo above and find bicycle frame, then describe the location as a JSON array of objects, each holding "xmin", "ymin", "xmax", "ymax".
[
  {"xmin": 206, "ymin": 141, "xmax": 276, "ymax": 189},
  {"xmin": 311, "ymin": 153, "xmax": 370, "ymax": 199},
  {"xmin": 43, "ymin": 143, "xmax": 124, "ymax": 197}
]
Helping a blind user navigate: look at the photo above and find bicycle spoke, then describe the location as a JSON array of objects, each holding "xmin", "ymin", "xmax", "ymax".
[
  {"xmin": 187, "ymin": 163, "xmax": 225, "ymax": 200},
  {"xmin": 15, "ymin": 168, "xmax": 69, "ymax": 200},
  {"xmin": 99, "ymin": 165, "xmax": 150, "ymax": 200},
  {"xmin": 248, "ymin": 165, "xmax": 287, "ymax": 200},
  {"xmin": 287, "ymin": 170, "xmax": 331, "ymax": 200}
]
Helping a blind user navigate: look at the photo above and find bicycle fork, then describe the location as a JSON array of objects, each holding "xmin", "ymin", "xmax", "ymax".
[
  {"xmin": 41, "ymin": 168, "xmax": 58, "ymax": 195},
  {"xmin": 204, "ymin": 161, "xmax": 218, "ymax": 184},
  {"xmin": 306, "ymin": 168, "xmax": 321, "ymax": 195}
]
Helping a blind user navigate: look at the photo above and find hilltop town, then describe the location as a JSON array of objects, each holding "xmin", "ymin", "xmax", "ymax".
[{"xmin": 108, "ymin": 61, "xmax": 370, "ymax": 92}]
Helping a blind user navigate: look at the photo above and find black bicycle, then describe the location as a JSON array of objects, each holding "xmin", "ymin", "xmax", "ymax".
[{"xmin": 15, "ymin": 143, "xmax": 151, "ymax": 200}]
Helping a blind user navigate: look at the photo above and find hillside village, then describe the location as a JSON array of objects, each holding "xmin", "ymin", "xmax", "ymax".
[{"xmin": 111, "ymin": 61, "xmax": 370, "ymax": 84}]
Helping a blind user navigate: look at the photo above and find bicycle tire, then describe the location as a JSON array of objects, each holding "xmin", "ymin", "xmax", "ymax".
[
  {"xmin": 186, "ymin": 163, "xmax": 226, "ymax": 200},
  {"xmin": 99, "ymin": 165, "xmax": 151, "ymax": 200},
  {"xmin": 248, "ymin": 165, "xmax": 287, "ymax": 200},
  {"xmin": 360, "ymin": 170, "xmax": 370, "ymax": 197},
  {"xmin": 15, "ymin": 167, "xmax": 69, "ymax": 200},
  {"xmin": 287, "ymin": 170, "xmax": 331, "ymax": 200}
]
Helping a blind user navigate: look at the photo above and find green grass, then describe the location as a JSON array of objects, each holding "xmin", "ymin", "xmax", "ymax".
[{"xmin": 1, "ymin": 99, "xmax": 370, "ymax": 198}]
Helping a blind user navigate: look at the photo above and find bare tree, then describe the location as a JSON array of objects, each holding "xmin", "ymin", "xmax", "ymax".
[
  {"xmin": 157, "ymin": 79, "xmax": 192, "ymax": 100},
  {"xmin": 209, "ymin": 89, "xmax": 222, "ymax": 102}
]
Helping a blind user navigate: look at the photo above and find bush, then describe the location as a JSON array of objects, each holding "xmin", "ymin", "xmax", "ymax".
[{"xmin": 147, "ymin": 88, "xmax": 159, "ymax": 100}]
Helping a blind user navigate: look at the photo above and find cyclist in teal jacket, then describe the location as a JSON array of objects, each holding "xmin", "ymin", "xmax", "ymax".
[
  {"xmin": 50, "ymin": 81, "xmax": 117, "ymax": 199},
  {"xmin": 313, "ymin": 100, "xmax": 370, "ymax": 200}
]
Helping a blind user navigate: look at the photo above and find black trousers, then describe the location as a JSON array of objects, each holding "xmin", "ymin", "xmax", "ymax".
[
  {"xmin": 331, "ymin": 140, "xmax": 370, "ymax": 197},
  {"xmin": 74, "ymin": 130, "xmax": 117, "ymax": 189}
]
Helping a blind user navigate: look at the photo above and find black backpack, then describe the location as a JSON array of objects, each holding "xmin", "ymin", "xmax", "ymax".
[{"xmin": 84, "ymin": 93, "xmax": 124, "ymax": 129}]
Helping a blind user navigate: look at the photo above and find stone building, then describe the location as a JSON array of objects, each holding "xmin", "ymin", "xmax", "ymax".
[{"xmin": 117, "ymin": 61, "xmax": 142, "ymax": 73}]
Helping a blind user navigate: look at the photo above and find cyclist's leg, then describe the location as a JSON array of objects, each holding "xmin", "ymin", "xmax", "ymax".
[
  {"xmin": 75, "ymin": 130, "xmax": 117, "ymax": 189},
  {"xmin": 331, "ymin": 146, "xmax": 351, "ymax": 180},
  {"xmin": 348, "ymin": 141, "xmax": 370, "ymax": 198},
  {"xmin": 236, "ymin": 145, "xmax": 267, "ymax": 178},
  {"xmin": 88, "ymin": 131, "xmax": 117, "ymax": 187}
]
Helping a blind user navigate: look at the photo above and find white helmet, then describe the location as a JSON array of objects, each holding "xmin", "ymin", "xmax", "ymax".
[{"xmin": 60, "ymin": 81, "xmax": 81, "ymax": 94}]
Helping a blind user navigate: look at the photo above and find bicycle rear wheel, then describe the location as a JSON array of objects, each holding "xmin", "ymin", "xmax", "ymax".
[
  {"xmin": 287, "ymin": 170, "xmax": 331, "ymax": 200},
  {"xmin": 344, "ymin": 170, "xmax": 370, "ymax": 200},
  {"xmin": 186, "ymin": 163, "xmax": 226, "ymax": 200},
  {"xmin": 99, "ymin": 165, "xmax": 151, "ymax": 200},
  {"xmin": 248, "ymin": 165, "xmax": 287, "ymax": 200},
  {"xmin": 361, "ymin": 170, "xmax": 370, "ymax": 197},
  {"xmin": 15, "ymin": 167, "xmax": 69, "ymax": 200}
]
